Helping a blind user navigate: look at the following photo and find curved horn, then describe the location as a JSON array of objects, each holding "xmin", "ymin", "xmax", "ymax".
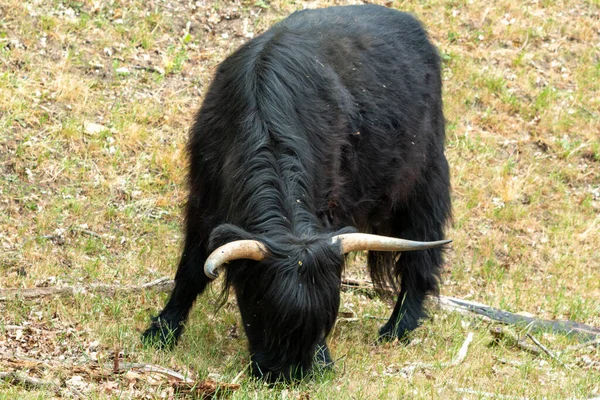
[
  {"xmin": 332, "ymin": 233, "xmax": 451, "ymax": 254},
  {"xmin": 204, "ymin": 240, "xmax": 268, "ymax": 279}
]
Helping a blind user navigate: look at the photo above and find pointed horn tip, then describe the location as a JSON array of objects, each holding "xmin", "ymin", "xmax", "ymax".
[
  {"xmin": 205, "ymin": 271, "xmax": 219, "ymax": 279},
  {"xmin": 430, "ymin": 239, "xmax": 452, "ymax": 248},
  {"xmin": 204, "ymin": 264, "xmax": 220, "ymax": 280}
]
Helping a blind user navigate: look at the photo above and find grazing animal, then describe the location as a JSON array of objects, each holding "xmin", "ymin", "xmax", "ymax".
[{"xmin": 143, "ymin": 4, "xmax": 451, "ymax": 381}]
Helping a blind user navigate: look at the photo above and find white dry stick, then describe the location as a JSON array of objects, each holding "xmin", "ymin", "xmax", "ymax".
[
  {"xmin": 2, "ymin": 325, "xmax": 27, "ymax": 331},
  {"xmin": 451, "ymin": 332, "xmax": 474, "ymax": 366},
  {"xmin": 0, "ymin": 278, "xmax": 175, "ymax": 301},
  {"xmin": 230, "ymin": 362, "xmax": 251, "ymax": 385},
  {"xmin": 399, "ymin": 332, "xmax": 474, "ymax": 373},
  {"xmin": 336, "ymin": 317, "xmax": 360, "ymax": 323},
  {"xmin": 525, "ymin": 333, "xmax": 572, "ymax": 371},
  {"xmin": 564, "ymin": 338, "xmax": 600, "ymax": 353},
  {"xmin": 116, "ymin": 362, "xmax": 194, "ymax": 384},
  {"xmin": 140, "ymin": 277, "xmax": 175, "ymax": 292},
  {"xmin": 454, "ymin": 387, "xmax": 529, "ymax": 400},
  {"xmin": 139, "ymin": 364, "xmax": 194, "ymax": 383}
]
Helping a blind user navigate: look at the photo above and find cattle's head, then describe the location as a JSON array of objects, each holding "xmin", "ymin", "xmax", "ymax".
[{"xmin": 207, "ymin": 224, "xmax": 450, "ymax": 381}]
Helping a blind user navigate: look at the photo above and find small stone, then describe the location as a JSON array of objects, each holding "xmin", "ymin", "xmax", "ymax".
[{"xmin": 84, "ymin": 122, "xmax": 107, "ymax": 135}]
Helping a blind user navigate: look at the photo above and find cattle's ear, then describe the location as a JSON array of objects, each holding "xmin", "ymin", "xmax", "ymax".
[
  {"xmin": 208, "ymin": 224, "xmax": 255, "ymax": 250},
  {"xmin": 327, "ymin": 226, "xmax": 359, "ymax": 253}
]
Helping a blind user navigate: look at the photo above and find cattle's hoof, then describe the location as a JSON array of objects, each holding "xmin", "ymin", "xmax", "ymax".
[
  {"xmin": 377, "ymin": 319, "xmax": 417, "ymax": 343},
  {"xmin": 314, "ymin": 343, "xmax": 334, "ymax": 369},
  {"xmin": 141, "ymin": 317, "xmax": 181, "ymax": 349}
]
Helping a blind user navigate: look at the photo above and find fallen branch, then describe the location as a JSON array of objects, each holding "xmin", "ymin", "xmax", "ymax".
[
  {"xmin": 0, "ymin": 352, "xmax": 62, "ymax": 369},
  {"xmin": 0, "ymin": 353, "xmax": 113, "ymax": 383},
  {"xmin": 0, "ymin": 277, "xmax": 174, "ymax": 301},
  {"xmin": 565, "ymin": 338, "xmax": 600, "ymax": 353},
  {"xmin": 341, "ymin": 278, "xmax": 600, "ymax": 343},
  {"xmin": 0, "ymin": 371, "xmax": 57, "ymax": 390},
  {"xmin": 436, "ymin": 295, "xmax": 600, "ymax": 343}
]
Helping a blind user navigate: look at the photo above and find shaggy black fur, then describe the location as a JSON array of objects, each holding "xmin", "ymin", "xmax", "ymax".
[{"xmin": 142, "ymin": 5, "xmax": 451, "ymax": 381}]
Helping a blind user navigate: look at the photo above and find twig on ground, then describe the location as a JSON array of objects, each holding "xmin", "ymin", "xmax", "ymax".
[
  {"xmin": 564, "ymin": 338, "xmax": 600, "ymax": 353},
  {"xmin": 0, "ymin": 371, "xmax": 57, "ymax": 390},
  {"xmin": 1, "ymin": 353, "xmax": 114, "ymax": 384},
  {"xmin": 116, "ymin": 361, "xmax": 241, "ymax": 397},
  {"xmin": 363, "ymin": 314, "xmax": 388, "ymax": 321},
  {"xmin": 230, "ymin": 362, "xmax": 251, "ymax": 385},
  {"xmin": 451, "ymin": 332, "xmax": 474, "ymax": 366},
  {"xmin": 115, "ymin": 362, "xmax": 194, "ymax": 384},
  {"xmin": 493, "ymin": 357, "xmax": 525, "ymax": 367},
  {"xmin": 141, "ymin": 277, "xmax": 176, "ymax": 291},
  {"xmin": 525, "ymin": 333, "xmax": 572, "ymax": 370},
  {"xmin": 0, "ymin": 277, "xmax": 175, "ymax": 301},
  {"xmin": 1, "ymin": 325, "xmax": 45, "ymax": 333},
  {"xmin": 173, "ymin": 378, "xmax": 241, "ymax": 398},
  {"xmin": 0, "ymin": 352, "xmax": 54, "ymax": 366},
  {"xmin": 489, "ymin": 327, "xmax": 542, "ymax": 355},
  {"xmin": 340, "ymin": 277, "xmax": 384, "ymax": 298},
  {"xmin": 517, "ymin": 31, "xmax": 529, "ymax": 52},
  {"xmin": 336, "ymin": 317, "xmax": 360, "ymax": 323},
  {"xmin": 112, "ymin": 346, "xmax": 120, "ymax": 374},
  {"xmin": 401, "ymin": 362, "xmax": 436, "ymax": 370},
  {"xmin": 340, "ymin": 277, "xmax": 376, "ymax": 290},
  {"xmin": 133, "ymin": 65, "xmax": 165, "ymax": 75},
  {"xmin": 65, "ymin": 386, "xmax": 86, "ymax": 399},
  {"xmin": 399, "ymin": 331, "xmax": 474, "ymax": 373},
  {"xmin": 479, "ymin": 6, "xmax": 492, "ymax": 27},
  {"xmin": 75, "ymin": 228, "xmax": 102, "ymax": 238},
  {"xmin": 454, "ymin": 387, "xmax": 529, "ymax": 400}
]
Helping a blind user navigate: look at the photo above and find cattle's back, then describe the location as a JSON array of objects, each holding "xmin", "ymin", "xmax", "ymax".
[{"xmin": 187, "ymin": 4, "xmax": 445, "ymax": 234}]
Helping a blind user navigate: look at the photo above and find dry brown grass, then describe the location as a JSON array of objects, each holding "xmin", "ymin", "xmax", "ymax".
[{"xmin": 1, "ymin": 0, "xmax": 599, "ymax": 398}]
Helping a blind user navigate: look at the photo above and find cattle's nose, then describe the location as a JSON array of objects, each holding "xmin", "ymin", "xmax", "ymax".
[{"xmin": 250, "ymin": 360, "xmax": 307, "ymax": 382}]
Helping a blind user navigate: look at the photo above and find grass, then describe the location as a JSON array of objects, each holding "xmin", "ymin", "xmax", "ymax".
[{"xmin": 1, "ymin": 0, "xmax": 599, "ymax": 398}]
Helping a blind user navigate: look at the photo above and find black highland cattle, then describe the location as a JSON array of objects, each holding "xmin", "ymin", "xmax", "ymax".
[{"xmin": 143, "ymin": 4, "xmax": 452, "ymax": 381}]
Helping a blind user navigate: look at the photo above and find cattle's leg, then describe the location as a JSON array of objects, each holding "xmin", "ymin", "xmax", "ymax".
[
  {"xmin": 378, "ymin": 248, "xmax": 443, "ymax": 341},
  {"xmin": 142, "ymin": 210, "xmax": 211, "ymax": 348},
  {"xmin": 378, "ymin": 168, "xmax": 450, "ymax": 341}
]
